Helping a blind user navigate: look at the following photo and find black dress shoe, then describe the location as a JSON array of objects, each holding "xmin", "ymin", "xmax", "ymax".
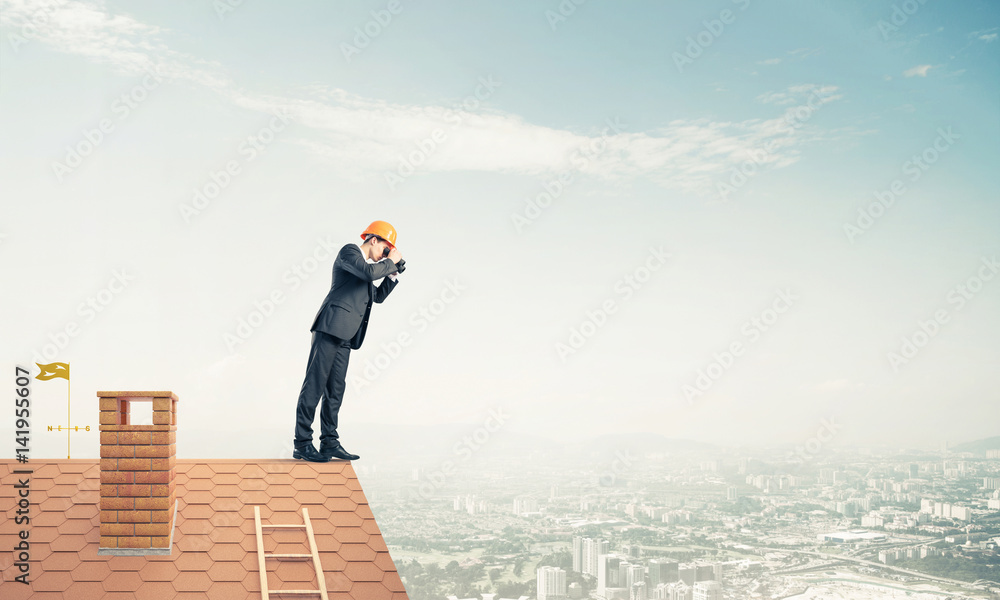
[
  {"xmin": 293, "ymin": 445, "xmax": 329, "ymax": 463},
  {"xmin": 321, "ymin": 444, "xmax": 360, "ymax": 461}
]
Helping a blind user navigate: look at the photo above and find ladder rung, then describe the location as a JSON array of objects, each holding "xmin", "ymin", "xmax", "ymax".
[
  {"xmin": 263, "ymin": 524, "xmax": 306, "ymax": 528},
  {"xmin": 268, "ymin": 591, "xmax": 321, "ymax": 595},
  {"xmin": 265, "ymin": 553, "xmax": 312, "ymax": 559}
]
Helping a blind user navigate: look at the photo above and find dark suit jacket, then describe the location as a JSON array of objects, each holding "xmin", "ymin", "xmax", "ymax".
[{"xmin": 310, "ymin": 243, "xmax": 399, "ymax": 349}]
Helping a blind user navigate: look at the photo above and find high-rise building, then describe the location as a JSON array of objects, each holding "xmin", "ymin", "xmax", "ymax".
[
  {"xmin": 819, "ymin": 468, "xmax": 835, "ymax": 484},
  {"xmin": 616, "ymin": 560, "xmax": 629, "ymax": 590},
  {"xmin": 693, "ymin": 564, "xmax": 715, "ymax": 582},
  {"xmin": 678, "ymin": 565, "xmax": 695, "ymax": 585},
  {"xmin": 861, "ymin": 513, "xmax": 884, "ymax": 528},
  {"xmin": 583, "ymin": 538, "xmax": 610, "ymax": 577},
  {"xmin": 692, "ymin": 580, "xmax": 722, "ymax": 600},
  {"xmin": 835, "ymin": 501, "xmax": 857, "ymax": 517},
  {"xmin": 625, "ymin": 563, "xmax": 644, "ymax": 589},
  {"xmin": 537, "ymin": 566, "xmax": 567, "ymax": 600},
  {"xmin": 464, "ymin": 495, "xmax": 484, "ymax": 515},
  {"xmin": 630, "ymin": 581, "xmax": 648, "ymax": 600},
  {"xmin": 572, "ymin": 536, "xmax": 583, "ymax": 573},
  {"xmin": 654, "ymin": 581, "xmax": 691, "ymax": 600},
  {"xmin": 513, "ymin": 496, "xmax": 538, "ymax": 515},
  {"xmin": 597, "ymin": 554, "xmax": 625, "ymax": 598},
  {"xmin": 648, "ymin": 558, "xmax": 679, "ymax": 586},
  {"xmin": 644, "ymin": 506, "xmax": 667, "ymax": 519}
]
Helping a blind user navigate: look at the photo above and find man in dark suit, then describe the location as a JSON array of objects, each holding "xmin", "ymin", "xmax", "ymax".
[{"xmin": 293, "ymin": 220, "xmax": 404, "ymax": 462}]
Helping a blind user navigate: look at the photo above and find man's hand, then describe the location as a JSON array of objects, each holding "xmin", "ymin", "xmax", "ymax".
[{"xmin": 388, "ymin": 247, "xmax": 403, "ymax": 264}]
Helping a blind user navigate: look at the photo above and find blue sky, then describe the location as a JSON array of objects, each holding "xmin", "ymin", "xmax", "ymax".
[{"xmin": 1, "ymin": 0, "xmax": 998, "ymax": 458}]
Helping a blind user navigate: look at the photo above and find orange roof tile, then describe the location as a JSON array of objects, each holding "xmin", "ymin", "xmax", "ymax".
[{"xmin": 0, "ymin": 460, "xmax": 409, "ymax": 599}]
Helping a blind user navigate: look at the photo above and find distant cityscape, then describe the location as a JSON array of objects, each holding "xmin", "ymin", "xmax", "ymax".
[{"xmin": 353, "ymin": 434, "xmax": 1000, "ymax": 600}]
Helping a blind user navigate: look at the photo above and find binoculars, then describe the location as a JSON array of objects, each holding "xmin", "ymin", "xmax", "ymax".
[
  {"xmin": 381, "ymin": 247, "xmax": 406, "ymax": 273},
  {"xmin": 396, "ymin": 259, "xmax": 406, "ymax": 273}
]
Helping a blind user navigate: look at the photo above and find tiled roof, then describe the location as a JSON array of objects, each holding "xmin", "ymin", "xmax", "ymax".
[{"xmin": 0, "ymin": 460, "xmax": 409, "ymax": 599}]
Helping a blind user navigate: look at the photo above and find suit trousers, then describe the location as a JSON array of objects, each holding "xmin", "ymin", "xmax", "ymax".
[{"xmin": 294, "ymin": 331, "xmax": 352, "ymax": 448}]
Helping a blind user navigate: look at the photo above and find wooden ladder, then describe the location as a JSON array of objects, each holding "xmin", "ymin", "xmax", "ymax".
[{"xmin": 254, "ymin": 506, "xmax": 329, "ymax": 600}]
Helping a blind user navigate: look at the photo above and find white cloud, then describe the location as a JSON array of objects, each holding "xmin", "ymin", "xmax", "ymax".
[
  {"xmin": 758, "ymin": 58, "xmax": 782, "ymax": 66},
  {"xmin": 903, "ymin": 64, "xmax": 933, "ymax": 77},
  {"xmin": 969, "ymin": 27, "xmax": 998, "ymax": 42},
  {"xmin": 757, "ymin": 84, "xmax": 842, "ymax": 106},
  {"xmin": 0, "ymin": 0, "xmax": 846, "ymax": 197},
  {"xmin": 756, "ymin": 91, "xmax": 797, "ymax": 105},
  {"xmin": 0, "ymin": 0, "xmax": 230, "ymax": 87},
  {"xmin": 788, "ymin": 47, "xmax": 820, "ymax": 59}
]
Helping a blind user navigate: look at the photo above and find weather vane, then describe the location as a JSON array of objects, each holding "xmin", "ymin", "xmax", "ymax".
[{"xmin": 36, "ymin": 362, "xmax": 91, "ymax": 459}]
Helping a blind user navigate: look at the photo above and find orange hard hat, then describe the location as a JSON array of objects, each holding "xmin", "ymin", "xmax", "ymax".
[{"xmin": 361, "ymin": 220, "xmax": 397, "ymax": 247}]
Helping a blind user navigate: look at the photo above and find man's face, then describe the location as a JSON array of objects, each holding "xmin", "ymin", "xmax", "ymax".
[{"xmin": 374, "ymin": 237, "xmax": 393, "ymax": 259}]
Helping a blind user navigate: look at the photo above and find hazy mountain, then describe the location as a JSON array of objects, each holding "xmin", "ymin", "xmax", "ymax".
[{"xmin": 951, "ymin": 435, "xmax": 1000, "ymax": 454}]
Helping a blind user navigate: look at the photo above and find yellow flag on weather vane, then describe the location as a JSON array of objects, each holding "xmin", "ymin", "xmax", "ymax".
[{"xmin": 36, "ymin": 362, "xmax": 70, "ymax": 381}]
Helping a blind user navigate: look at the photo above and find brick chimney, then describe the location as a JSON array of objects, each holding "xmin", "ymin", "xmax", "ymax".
[{"xmin": 98, "ymin": 391, "xmax": 178, "ymax": 555}]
